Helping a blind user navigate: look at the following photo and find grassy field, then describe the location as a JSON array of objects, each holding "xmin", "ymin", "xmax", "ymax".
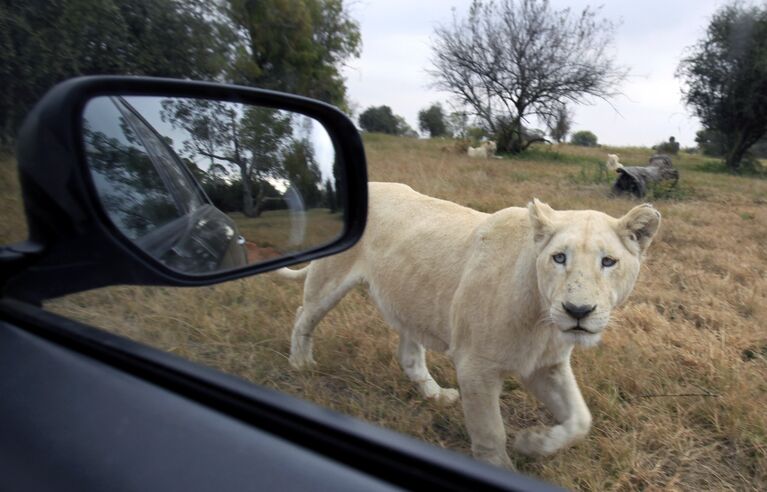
[
  {"xmin": 2, "ymin": 138, "xmax": 766, "ymax": 490},
  {"xmin": 231, "ymin": 208, "xmax": 344, "ymax": 261}
]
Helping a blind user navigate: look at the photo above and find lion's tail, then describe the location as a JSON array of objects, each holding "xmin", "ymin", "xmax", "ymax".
[{"xmin": 275, "ymin": 266, "xmax": 309, "ymax": 281}]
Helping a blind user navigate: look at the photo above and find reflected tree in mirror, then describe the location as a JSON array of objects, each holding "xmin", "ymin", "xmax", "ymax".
[
  {"xmin": 82, "ymin": 95, "xmax": 345, "ymax": 275},
  {"xmin": 158, "ymin": 98, "xmax": 344, "ymax": 262},
  {"xmin": 161, "ymin": 99, "xmax": 291, "ymax": 218}
]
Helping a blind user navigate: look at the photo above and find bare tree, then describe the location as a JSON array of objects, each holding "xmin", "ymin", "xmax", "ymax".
[
  {"xmin": 545, "ymin": 104, "xmax": 573, "ymax": 143},
  {"xmin": 429, "ymin": 0, "xmax": 626, "ymax": 153}
]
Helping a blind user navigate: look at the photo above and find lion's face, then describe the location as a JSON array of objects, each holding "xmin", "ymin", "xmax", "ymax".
[{"xmin": 528, "ymin": 200, "xmax": 661, "ymax": 346}]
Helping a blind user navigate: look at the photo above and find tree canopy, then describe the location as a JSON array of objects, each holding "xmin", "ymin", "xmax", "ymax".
[
  {"xmin": 418, "ymin": 103, "xmax": 450, "ymax": 137},
  {"xmin": 227, "ymin": 0, "xmax": 361, "ymax": 110},
  {"xmin": 544, "ymin": 105, "xmax": 572, "ymax": 144},
  {"xmin": 677, "ymin": 3, "xmax": 767, "ymax": 171},
  {"xmin": 429, "ymin": 0, "xmax": 625, "ymax": 153},
  {"xmin": 0, "ymin": 0, "xmax": 235, "ymax": 146},
  {"xmin": 570, "ymin": 130, "xmax": 598, "ymax": 147},
  {"xmin": 358, "ymin": 106, "xmax": 413, "ymax": 135},
  {"xmin": 160, "ymin": 99, "xmax": 319, "ymax": 217},
  {"xmin": 0, "ymin": 0, "xmax": 361, "ymax": 146}
]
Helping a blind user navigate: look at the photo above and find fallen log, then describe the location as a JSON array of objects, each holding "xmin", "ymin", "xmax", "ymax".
[{"xmin": 612, "ymin": 154, "xmax": 679, "ymax": 198}]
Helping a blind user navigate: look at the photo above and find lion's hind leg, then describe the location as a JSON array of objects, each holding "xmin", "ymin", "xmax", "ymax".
[
  {"xmin": 289, "ymin": 258, "xmax": 359, "ymax": 370},
  {"xmin": 397, "ymin": 333, "xmax": 459, "ymax": 406}
]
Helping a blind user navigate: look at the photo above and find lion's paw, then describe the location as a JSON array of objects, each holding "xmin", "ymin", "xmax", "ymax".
[
  {"xmin": 288, "ymin": 352, "xmax": 317, "ymax": 370},
  {"xmin": 513, "ymin": 426, "xmax": 564, "ymax": 457},
  {"xmin": 433, "ymin": 387, "xmax": 460, "ymax": 406}
]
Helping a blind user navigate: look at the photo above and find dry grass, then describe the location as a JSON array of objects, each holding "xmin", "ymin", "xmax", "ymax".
[
  {"xmin": 3, "ymin": 137, "xmax": 766, "ymax": 490},
  {"xmin": 0, "ymin": 152, "xmax": 27, "ymax": 244},
  {"xmin": 232, "ymin": 208, "xmax": 344, "ymax": 253}
]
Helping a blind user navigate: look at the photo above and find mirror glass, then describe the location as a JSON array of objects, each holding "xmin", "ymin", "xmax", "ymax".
[{"xmin": 81, "ymin": 95, "xmax": 345, "ymax": 275}]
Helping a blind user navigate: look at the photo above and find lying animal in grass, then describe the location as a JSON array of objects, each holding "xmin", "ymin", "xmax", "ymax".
[
  {"xmin": 467, "ymin": 140, "xmax": 497, "ymax": 158},
  {"xmin": 278, "ymin": 182, "xmax": 661, "ymax": 468}
]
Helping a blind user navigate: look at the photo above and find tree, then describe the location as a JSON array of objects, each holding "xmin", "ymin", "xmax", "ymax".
[
  {"xmin": 571, "ymin": 130, "xmax": 598, "ymax": 147},
  {"xmin": 677, "ymin": 3, "xmax": 767, "ymax": 171},
  {"xmin": 429, "ymin": 0, "xmax": 625, "ymax": 153},
  {"xmin": 395, "ymin": 116, "xmax": 419, "ymax": 138},
  {"xmin": 282, "ymin": 138, "xmax": 324, "ymax": 208},
  {"xmin": 227, "ymin": 0, "xmax": 361, "ymax": 109},
  {"xmin": 695, "ymin": 129, "xmax": 727, "ymax": 156},
  {"xmin": 418, "ymin": 103, "xmax": 450, "ymax": 137},
  {"xmin": 448, "ymin": 111, "xmax": 469, "ymax": 139},
  {"xmin": 545, "ymin": 105, "xmax": 572, "ymax": 144},
  {"xmin": 323, "ymin": 178, "xmax": 337, "ymax": 212},
  {"xmin": 358, "ymin": 106, "xmax": 411, "ymax": 135},
  {"xmin": 0, "ymin": 0, "xmax": 235, "ymax": 146},
  {"xmin": 161, "ymin": 99, "xmax": 292, "ymax": 217}
]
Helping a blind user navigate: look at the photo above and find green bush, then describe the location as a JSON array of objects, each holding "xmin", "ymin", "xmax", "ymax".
[
  {"xmin": 570, "ymin": 130, "xmax": 598, "ymax": 147},
  {"xmin": 655, "ymin": 136, "xmax": 680, "ymax": 155},
  {"xmin": 359, "ymin": 105, "xmax": 413, "ymax": 135}
]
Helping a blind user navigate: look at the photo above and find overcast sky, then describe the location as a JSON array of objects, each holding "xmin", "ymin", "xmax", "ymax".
[{"xmin": 342, "ymin": 0, "xmax": 729, "ymax": 147}]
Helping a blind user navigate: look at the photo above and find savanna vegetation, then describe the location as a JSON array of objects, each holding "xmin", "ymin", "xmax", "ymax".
[{"xmin": 4, "ymin": 135, "xmax": 765, "ymax": 490}]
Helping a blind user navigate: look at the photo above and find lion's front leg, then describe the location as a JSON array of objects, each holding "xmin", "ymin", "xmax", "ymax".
[
  {"xmin": 456, "ymin": 363, "xmax": 513, "ymax": 468},
  {"xmin": 514, "ymin": 361, "xmax": 592, "ymax": 456}
]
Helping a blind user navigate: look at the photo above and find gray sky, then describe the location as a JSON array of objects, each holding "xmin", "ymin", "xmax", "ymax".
[{"xmin": 342, "ymin": 0, "xmax": 728, "ymax": 147}]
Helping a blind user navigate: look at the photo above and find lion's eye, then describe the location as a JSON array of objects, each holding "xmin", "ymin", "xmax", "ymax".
[
  {"xmin": 552, "ymin": 253, "xmax": 567, "ymax": 264},
  {"xmin": 602, "ymin": 257, "xmax": 618, "ymax": 268}
]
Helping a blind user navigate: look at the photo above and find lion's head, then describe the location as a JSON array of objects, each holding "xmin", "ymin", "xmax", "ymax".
[
  {"xmin": 527, "ymin": 199, "xmax": 661, "ymax": 346},
  {"xmin": 606, "ymin": 153, "xmax": 623, "ymax": 172}
]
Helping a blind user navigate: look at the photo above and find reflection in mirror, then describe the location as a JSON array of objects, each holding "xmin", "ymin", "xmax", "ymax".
[{"xmin": 81, "ymin": 96, "xmax": 345, "ymax": 275}]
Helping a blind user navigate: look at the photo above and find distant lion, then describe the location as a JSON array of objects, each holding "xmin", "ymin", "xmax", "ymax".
[
  {"xmin": 278, "ymin": 182, "xmax": 660, "ymax": 468},
  {"xmin": 606, "ymin": 153, "xmax": 624, "ymax": 172},
  {"xmin": 467, "ymin": 140, "xmax": 497, "ymax": 158}
]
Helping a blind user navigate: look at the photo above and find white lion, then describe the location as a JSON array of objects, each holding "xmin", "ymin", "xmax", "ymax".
[
  {"xmin": 606, "ymin": 153, "xmax": 624, "ymax": 172},
  {"xmin": 278, "ymin": 182, "xmax": 660, "ymax": 468},
  {"xmin": 467, "ymin": 140, "xmax": 497, "ymax": 158}
]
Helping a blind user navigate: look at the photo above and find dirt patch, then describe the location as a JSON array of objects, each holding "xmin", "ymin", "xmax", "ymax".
[{"xmin": 244, "ymin": 241, "xmax": 281, "ymax": 263}]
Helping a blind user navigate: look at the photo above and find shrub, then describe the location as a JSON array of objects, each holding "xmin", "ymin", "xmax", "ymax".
[
  {"xmin": 570, "ymin": 130, "xmax": 598, "ymax": 147},
  {"xmin": 655, "ymin": 136, "xmax": 680, "ymax": 155},
  {"xmin": 417, "ymin": 103, "xmax": 450, "ymax": 137},
  {"xmin": 359, "ymin": 105, "xmax": 412, "ymax": 135}
]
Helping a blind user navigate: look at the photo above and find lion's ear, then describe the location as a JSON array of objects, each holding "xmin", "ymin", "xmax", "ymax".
[
  {"xmin": 527, "ymin": 198, "xmax": 556, "ymax": 245},
  {"xmin": 618, "ymin": 204, "xmax": 661, "ymax": 255}
]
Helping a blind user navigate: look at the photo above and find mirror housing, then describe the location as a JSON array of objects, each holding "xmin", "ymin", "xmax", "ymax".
[{"xmin": 4, "ymin": 76, "xmax": 367, "ymax": 302}]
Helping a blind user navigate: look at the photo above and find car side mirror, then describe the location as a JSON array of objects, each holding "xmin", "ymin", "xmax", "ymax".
[
  {"xmin": 82, "ymin": 95, "xmax": 349, "ymax": 275},
  {"xmin": 3, "ymin": 77, "xmax": 367, "ymax": 302}
]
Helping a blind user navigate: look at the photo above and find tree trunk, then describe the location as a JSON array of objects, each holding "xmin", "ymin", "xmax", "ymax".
[
  {"xmin": 725, "ymin": 133, "xmax": 748, "ymax": 171},
  {"xmin": 241, "ymin": 166, "xmax": 258, "ymax": 217},
  {"xmin": 509, "ymin": 117, "xmax": 525, "ymax": 153},
  {"xmin": 251, "ymin": 185, "xmax": 267, "ymax": 218},
  {"xmin": 497, "ymin": 117, "xmax": 526, "ymax": 154}
]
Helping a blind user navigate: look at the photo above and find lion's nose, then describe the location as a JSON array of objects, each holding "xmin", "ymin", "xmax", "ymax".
[{"xmin": 562, "ymin": 302, "xmax": 596, "ymax": 320}]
